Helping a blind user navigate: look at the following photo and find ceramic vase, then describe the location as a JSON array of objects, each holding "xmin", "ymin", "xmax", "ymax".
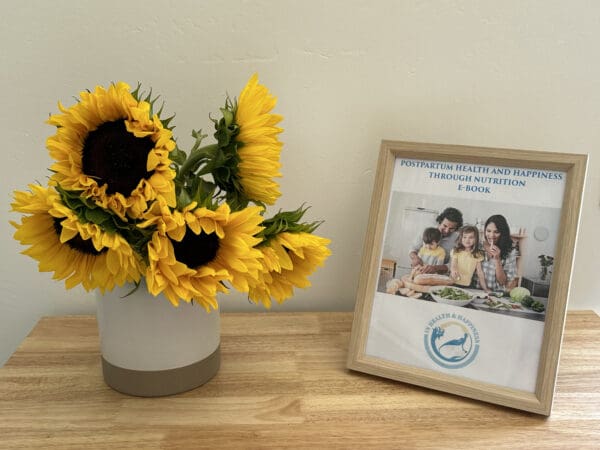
[{"xmin": 96, "ymin": 281, "xmax": 220, "ymax": 397}]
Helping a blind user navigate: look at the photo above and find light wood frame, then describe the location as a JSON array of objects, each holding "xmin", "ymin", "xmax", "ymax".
[{"xmin": 347, "ymin": 140, "xmax": 588, "ymax": 415}]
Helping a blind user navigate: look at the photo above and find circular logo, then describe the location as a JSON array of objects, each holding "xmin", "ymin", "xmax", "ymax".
[{"xmin": 424, "ymin": 314, "xmax": 480, "ymax": 369}]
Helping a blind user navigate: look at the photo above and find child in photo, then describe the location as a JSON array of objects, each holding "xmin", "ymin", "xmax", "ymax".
[
  {"xmin": 417, "ymin": 227, "xmax": 446, "ymax": 266},
  {"xmin": 450, "ymin": 225, "xmax": 490, "ymax": 292}
]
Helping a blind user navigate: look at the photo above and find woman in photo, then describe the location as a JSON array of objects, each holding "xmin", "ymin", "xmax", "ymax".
[{"xmin": 477, "ymin": 214, "xmax": 518, "ymax": 292}]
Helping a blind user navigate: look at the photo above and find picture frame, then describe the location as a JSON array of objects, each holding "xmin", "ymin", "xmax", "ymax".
[{"xmin": 347, "ymin": 140, "xmax": 588, "ymax": 415}]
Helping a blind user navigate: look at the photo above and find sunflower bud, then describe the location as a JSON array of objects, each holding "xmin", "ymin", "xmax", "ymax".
[{"xmin": 258, "ymin": 205, "xmax": 324, "ymax": 246}]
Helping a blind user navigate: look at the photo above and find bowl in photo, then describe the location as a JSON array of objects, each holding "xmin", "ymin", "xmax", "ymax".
[{"xmin": 429, "ymin": 286, "xmax": 475, "ymax": 307}]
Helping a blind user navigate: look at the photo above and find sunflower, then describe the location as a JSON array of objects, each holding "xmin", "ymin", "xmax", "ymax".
[
  {"xmin": 206, "ymin": 74, "xmax": 283, "ymax": 208},
  {"xmin": 46, "ymin": 82, "xmax": 176, "ymax": 220},
  {"xmin": 249, "ymin": 232, "xmax": 331, "ymax": 308},
  {"xmin": 11, "ymin": 185, "xmax": 143, "ymax": 292},
  {"xmin": 234, "ymin": 74, "xmax": 283, "ymax": 205},
  {"xmin": 142, "ymin": 201, "xmax": 264, "ymax": 310}
]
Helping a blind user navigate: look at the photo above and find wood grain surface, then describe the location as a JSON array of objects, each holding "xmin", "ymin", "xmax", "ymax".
[{"xmin": 0, "ymin": 311, "xmax": 599, "ymax": 449}]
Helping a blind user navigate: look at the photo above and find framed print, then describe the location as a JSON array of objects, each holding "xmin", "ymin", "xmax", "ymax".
[{"xmin": 347, "ymin": 140, "xmax": 588, "ymax": 415}]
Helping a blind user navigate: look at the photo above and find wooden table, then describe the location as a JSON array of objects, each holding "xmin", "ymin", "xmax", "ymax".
[{"xmin": 1, "ymin": 311, "xmax": 599, "ymax": 449}]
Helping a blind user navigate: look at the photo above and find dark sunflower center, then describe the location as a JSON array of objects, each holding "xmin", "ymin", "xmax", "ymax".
[
  {"xmin": 172, "ymin": 231, "xmax": 220, "ymax": 269},
  {"xmin": 82, "ymin": 120, "xmax": 155, "ymax": 195},
  {"xmin": 52, "ymin": 219, "xmax": 107, "ymax": 256}
]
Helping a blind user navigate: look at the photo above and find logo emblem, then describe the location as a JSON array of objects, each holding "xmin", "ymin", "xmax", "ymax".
[{"xmin": 424, "ymin": 314, "xmax": 480, "ymax": 369}]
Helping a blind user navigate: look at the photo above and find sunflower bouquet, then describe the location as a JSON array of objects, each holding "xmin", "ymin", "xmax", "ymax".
[{"xmin": 11, "ymin": 75, "xmax": 331, "ymax": 311}]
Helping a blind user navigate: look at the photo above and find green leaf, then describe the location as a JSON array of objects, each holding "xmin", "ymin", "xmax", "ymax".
[
  {"xmin": 177, "ymin": 188, "xmax": 193, "ymax": 209},
  {"xmin": 257, "ymin": 204, "xmax": 324, "ymax": 244},
  {"xmin": 170, "ymin": 146, "xmax": 187, "ymax": 165},
  {"xmin": 220, "ymin": 107, "xmax": 234, "ymax": 127},
  {"xmin": 161, "ymin": 113, "xmax": 176, "ymax": 130},
  {"xmin": 142, "ymin": 87, "xmax": 153, "ymax": 104},
  {"xmin": 131, "ymin": 82, "xmax": 142, "ymax": 101},
  {"xmin": 192, "ymin": 128, "xmax": 207, "ymax": 140},
  {"xmin": 84, "ymin": 207, "xmax": 110, "ymax": 225},
  {"xmin": 192, "ymin": 179, "xmax": 217, "ymax": 206},
  {"xmin": 101, "ymin": 220, "xmax": 117, "ymax": 233},
  {"xmin": 61, "ymin": 195, "xmax": 81, "ymax": 211}
]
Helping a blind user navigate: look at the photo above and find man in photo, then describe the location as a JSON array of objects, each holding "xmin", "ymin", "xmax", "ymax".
[{"xmin": 408, "ymin": 207, "xmax": 463, "ymax": 274}]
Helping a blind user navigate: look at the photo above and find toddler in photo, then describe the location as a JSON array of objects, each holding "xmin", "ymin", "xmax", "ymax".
[
  {"xmin": 450, "ymin": 225, "xmax": 490, "ymax": 292},
  {"xmin": 417, "ymin": 227, "xmax": 446, "ymax": 266}
]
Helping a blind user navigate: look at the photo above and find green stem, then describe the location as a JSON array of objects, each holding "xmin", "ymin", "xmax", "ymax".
[{"xmin": 177, "ymin": 143, "xmax": 219, "ymax": 181}]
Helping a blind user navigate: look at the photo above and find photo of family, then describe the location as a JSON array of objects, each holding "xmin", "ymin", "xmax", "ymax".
[
  {"xmin": 377, "ymin": 192, "xmax": 560, "ymax": 321},
  {"xmin": 377, "ymin": 192, "xmax": 560, "ymax": 322}
]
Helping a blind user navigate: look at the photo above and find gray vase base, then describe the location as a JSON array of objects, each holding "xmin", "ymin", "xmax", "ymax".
[{"xmin": 101, "ymin": 346, "xmax": 220, "ymax": 397}]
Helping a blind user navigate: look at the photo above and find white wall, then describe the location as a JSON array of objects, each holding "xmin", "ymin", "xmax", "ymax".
[{"xmin": 1, "ymin": 1, "xmax": 599, "ymax": 365}]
